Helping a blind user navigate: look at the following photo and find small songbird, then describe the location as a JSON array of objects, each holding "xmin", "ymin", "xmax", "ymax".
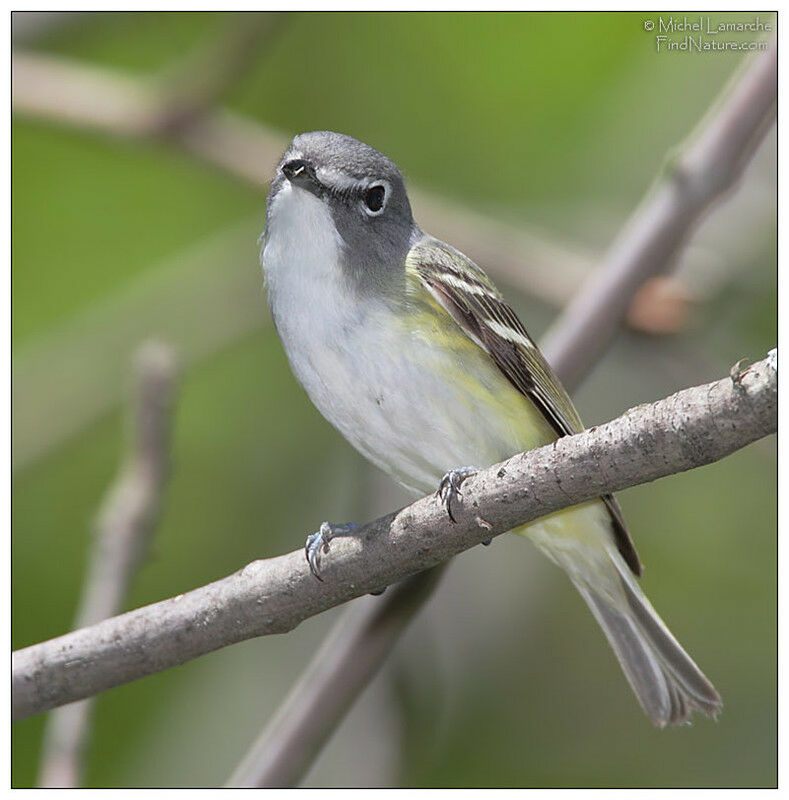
[{"xmin": 260, "ymin": 131, "xmax": 722, "ymax": 726}]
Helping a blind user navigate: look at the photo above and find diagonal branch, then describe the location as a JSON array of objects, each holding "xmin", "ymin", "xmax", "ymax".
[
  {"xmin": 540, "ymin": 34, "xmax": 776, "ymax": 387},
  {"xmin": 36, "ymin": 342, "xmax": 178, "ymax": 787},
  {"xmin": 226, "ymin": 564, "xmax": 447, "ymax": 788},
  {"xmin": 150, "ymin": 12, "xmax": 288, "ymax": 137},
  {"xmin": 12, "ymin": 354, "xmax": 776, "ymax": 723}
]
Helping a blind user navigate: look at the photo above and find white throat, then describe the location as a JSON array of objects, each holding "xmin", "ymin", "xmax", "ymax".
[
  {"xmin": 261, "ymin": 181, "xmax": 369, "ymax": 417},
  {"xmin": 262, "ymin": 182, "xmax": 352, "ymax": 348},
  {"xmin": 262, "ymin": 182, "xmax": 344, "ymax": 303}
]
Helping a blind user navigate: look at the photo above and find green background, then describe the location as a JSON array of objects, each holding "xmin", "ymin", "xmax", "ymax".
[{"xmin": 13, "ymin": 11, "xmax": 776, "ymax": 787}]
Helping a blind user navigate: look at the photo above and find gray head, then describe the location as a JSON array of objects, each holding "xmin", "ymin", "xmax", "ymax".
[{"xmin": 266, "ymin": 131, "xmax": 416, "ymax": 295}]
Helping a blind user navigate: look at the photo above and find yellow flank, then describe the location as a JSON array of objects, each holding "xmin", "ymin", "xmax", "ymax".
[
  {"xmin": 515, "ymin": 501, "xmax": 621, "ymax": 599},
  {"xmin": 401, "ymin": 260, "xmax": 618, "ymax": 584},
  {"xmin": 402, "ymin": 261, "xmax": 558, "ymax": 455}
]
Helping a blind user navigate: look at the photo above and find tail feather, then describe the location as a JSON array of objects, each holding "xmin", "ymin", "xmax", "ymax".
[
  {"xmin": 523, "ymin": 503, "xmax": 722, "ymax": 726},
  {"xmin": 619, "ymin": 572, "xmax": 721, "ymax": 713},
  {"xmin": 575, "ymin": 560, "xmax": 722, "ymax": 727}
]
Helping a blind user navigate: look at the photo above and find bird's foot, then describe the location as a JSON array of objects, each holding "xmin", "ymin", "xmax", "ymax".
[
  {"xmin": 305, "ymin": 521, "xmax": 360, "ymax": 580},
  {"xmin": 436, "ymin": 466, "xmax": 479, "ymax": 523}
]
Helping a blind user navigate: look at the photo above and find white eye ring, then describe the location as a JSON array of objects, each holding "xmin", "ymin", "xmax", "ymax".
[{"xmin": 361, "ymin": 182, "xmax": 388, "ymax": 217}]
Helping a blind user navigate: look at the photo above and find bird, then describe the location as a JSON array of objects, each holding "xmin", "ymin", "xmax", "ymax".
[{"xmin": 259, "ymin": 130, "xmax": 722, "ymax": 727}]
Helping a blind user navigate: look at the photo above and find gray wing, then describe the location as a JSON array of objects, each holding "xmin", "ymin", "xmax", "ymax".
[{"xmin": 409, "ymin": 237, "xmax": 642, "ymax": 576}]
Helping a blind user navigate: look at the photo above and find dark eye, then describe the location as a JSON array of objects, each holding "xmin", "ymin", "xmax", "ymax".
[{"xmin": 363, "ymin": 185, "xmax": 386, "ymax": 214}]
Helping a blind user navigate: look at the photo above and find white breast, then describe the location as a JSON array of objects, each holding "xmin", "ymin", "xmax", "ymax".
[
  {"xmin": 263, "ymin": 186, "xmax": 444, "ymax": 491},
  {"xmin": 262, "ymin": 182, "xmax": 353, "ymax": 377},
  {"xmin": 261, "ymin": 184, "xmax": 523, "ymax": 494}
]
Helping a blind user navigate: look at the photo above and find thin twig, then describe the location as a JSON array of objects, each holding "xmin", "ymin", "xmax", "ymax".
[
  {"xmin": 12, "ymin": 354, "xmax": 777, "ymax": 722},
  {"xmin": 540, "ymin": 34, "xmax": 776, "ymax": 387},
  {"xmin": 151, "ymin": 12, "xmax": 288, "ymax": 137},
  {"xmin": 226, "ymin": 36, "xmax": 777, "ymax": 787},
  {"xmin": 12, "ymin": 11, "xmax": 88, "ymax": 43},
  {"xmin": 35, "ymin": 341, "xmax": 178, "ymax": 787}
]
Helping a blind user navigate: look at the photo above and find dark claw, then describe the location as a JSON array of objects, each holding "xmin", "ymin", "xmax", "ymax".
[
  {"xmin": 436, "ymin": 475, "xmax": 457, "ymax": 522},
  {"xmin": 436, "ymin": 466, "xmax": 479, "ymax": 523},
  {"xmin": 304, "ymin": 522, "xmax": 361, "ymax": 581},
  {"xmin": 730, "ymin": 358, "xmax": 750, "ymax": 388},
  {"xmin": 437, "ymin": 472, "xmax": 461, "ymax": 522},
  {"xmin": 481, "ymin": 538, "xmax": 492, "ymax": 547},
  {"xmin": 446, "ymin": 496, "xmax": 457, "ymax": 523},
  {"xmin": 305, "ymin": 529, "xmax": 327, "ymax": 581}
]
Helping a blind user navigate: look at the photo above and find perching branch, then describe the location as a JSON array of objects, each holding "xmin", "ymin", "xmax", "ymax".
[
  {"xmin": 541, "ymin": 34, "xmax": 776, "ymax": 387},
  {"xmin": 36, "ymin": 342, "xmax": 178, "ymax": 787},
  {"xmin": 12, "ymin": 354, "xmax": 776, "ymax": 723}
]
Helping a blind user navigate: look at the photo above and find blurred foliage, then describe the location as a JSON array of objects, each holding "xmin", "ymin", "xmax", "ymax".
[
  {"xmin": 12, "ymin": 124, "xmax": 262, "ymax": 344},
  {"xmin": 13, "ymin": 11, "xmax": 775, "ymax": 788}
]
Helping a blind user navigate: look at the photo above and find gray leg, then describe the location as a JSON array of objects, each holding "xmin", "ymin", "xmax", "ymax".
[
  {"xmin": 436, "ymin": 466, "xmax": 479, "ymax": 523},
  {"xmin": 305, "ymin": 521, "xmax": 360, "ymax": 580}
]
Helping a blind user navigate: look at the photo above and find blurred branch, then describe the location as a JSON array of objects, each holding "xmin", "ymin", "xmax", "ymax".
[
  {"xmin": 11, "ymin": 11, "xmax": 88, "ymax": 44},
  {"xmin": 36, "ymin": 341, "xmax": 178, "ymax": 787},
  {"xmin": 229, "ymin": 314, "xmax": 583, "ymax": 789},
  {"xmin": 541, "ymin": 34, "xmax": 776, "ymax": 387},
  {"xmin": 227, "ymin": 565, "xmax": 446, "ymax": 788},
  {"xmin": 12, "ymin": 354, "xmax": 777, "ymax": 722},
  {"xmin": 151, "ymin": 12, "xmax": 287, "ymax": 137},
  {"xmin": 11, "ymin": 44, "xmax": 776, "ymax": 474},
  {"xmin": 225, "ymin": 37, "xmax": 777, "ymax": 786},
  {"xmin": 11, "ymin": 49, "xmax": 591, "ymax": 307},
  {"xmin": 13, "ymin": 217, "xmax": 261, "ymax": 472}
]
